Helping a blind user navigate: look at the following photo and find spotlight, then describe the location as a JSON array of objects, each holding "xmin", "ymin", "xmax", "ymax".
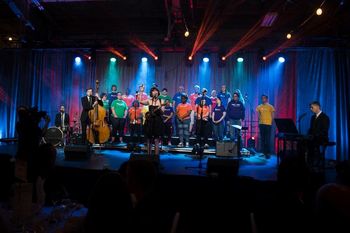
[
  {"xmin": 75, "ymin": 57, "xmax": 81, "ymax": 64},
  {"xmin": 278, "ymin": 57, "xmax": 285, "ymax": 63},
  {"xmin": 221, "ymin": 56, "xmax": 226, "ymax": 61},
  {"xmin": 237, "ymin": 57, "xmax": 244, "ymax": 62},
  {"xmin": 110, "ymin": 57, "xmax": 116, "ymax": 62},
  {"xmin": 188, "ymin": 56, "xmax": 193, "ymax": 61},
  {"xmin": 154, "ymin": 56, "xmax": 158, "ymax": 60},
  {"xmin": 123, "ymin": 56, "xmax": 127, "ymax": 60},
  {"xmin": 286, "ymin": 33, "xmax": 292, "ymax": 39},
  {"xmin": 141, "ymin": 57, "xmax": 148, "ymax": 63},
  {"xmin": 262, "ymin": 56, "xmax": 267, "ymax": 61},
  {"xmin": 88, "ymin": 56, "xmax": 92, "ymax": 60},
  {"xmin": 203, "ymin": 57, "xmax": 209, "ymax": 63},
  {"xmin": 184, "ymin": 31, "xmax": 190, "ymax": 37},
  {"xmin": 8, "ymin": 37, "xmax": 13, "ymax": 41},
  {"xmin": 316, "ymin": 8, "xmax": 323, "ymax": 16}
]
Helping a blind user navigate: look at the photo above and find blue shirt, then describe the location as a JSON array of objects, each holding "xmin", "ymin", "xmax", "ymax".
[
  {"xmin": 213, "ymin": 105, "xmax": 226, "ymax": 122},
  {"xmin": 217, "ymin": 91, "xmax": 231, "ymax": 108},
  {"xmin": 172, "ymin": 92, "xmax": 184, "ymax": 107},
  {"xmin": 226, "ymin": 100, "xmax": 245, "ymax": 120},
  {"xmin": 108, "ymin": 91, "xmax": 118, "ymax": 104},
  {"xmin": 163, "ymin": 106, "xmax": 174, "ymax": 118},
  {"xmin": 195, "ymin": 95, "xmax": 212, "ymax": 107}
]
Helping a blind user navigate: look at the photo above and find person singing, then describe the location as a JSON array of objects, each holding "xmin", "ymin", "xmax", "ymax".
[{"xmin": 139, "ymin": 87, "xmax": 163, "ymax": 157}]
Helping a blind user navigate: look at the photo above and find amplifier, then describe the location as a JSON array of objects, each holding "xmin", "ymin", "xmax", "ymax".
[{"xmin": 216, "ymin": 141, "xmax": 238, "ymax": 157}]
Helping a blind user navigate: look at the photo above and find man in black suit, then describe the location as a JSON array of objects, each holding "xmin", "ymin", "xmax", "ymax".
[
  {"xmin": 308, "ymin": 101, "xmax": 330, "ymax": 162},
  {"xmin": 55, "ymin": 105, "xmax": 70, "ymax": 131},
  {"xmin": 81, "ymin": 88, "xmax": 102, "ymax": 144}
]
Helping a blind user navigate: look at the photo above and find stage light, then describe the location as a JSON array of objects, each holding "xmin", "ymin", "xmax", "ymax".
[
  {"xmin": 286, "ymin": 33, "xmax": 292, "ymax": 39},
  {"xmin": 184, "ymin": 30, "xmax": 190, "ymax": 37},
  {"xmin": 221, "ymin": 56, "xmax": 226, "ymax": 61},
  {"xmin": 278, "ymin": 57, "xmax": 285, "ymax": 63},
  {"xmin": 237, "ymin": 57, "xmax": 244, "ymax": 62},
  {"xmin": 75, "ymin": 57, "xmax": 81, "ymax": 64},
  {"xmin": 88, "ymin": 56, "xmax": 92, "ymax": 60},
  {"xmin": 262, "ymin": 56, "xmax": 267, "ymax": 61},
  {"xmin": 123, "ymin": 56, "xmax": 127, "ymax": 60},
  {"xmin": 110, "ymin": 57, "xmax": 116, "ymax": 62},
  {"xmin": 141, "ymin": 57, "xmax": 148, "ymax": 63},
  {"xmin": 203, "ymin": 57, "xmax": 209, "ymax": 63},
  {"xmin": 154, "ymin": 56, "xmax": 158, "ymax": 60},
  {"xmin": 8, "ymin": 37, "xmax": 13, "ymax": 41},
  {"xmin": 188, "ymin": 56, "xmax": 193, "ymax": 61},
  {"xmin": 316, "ymin": 8, "xmax": 323, "ymax": 16}
]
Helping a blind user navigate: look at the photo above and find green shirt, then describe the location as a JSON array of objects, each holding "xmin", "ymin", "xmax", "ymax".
[
  {"xmin": 159, "ymin": 95, "xmax": 172, "ymax": 104},
  {"xmin": 111, "ymin": 99, "xmax": 127, "ymax": 118},
  {"xmin": 102, "ymin": 100, "xmax": 109, "ymax": 110}
]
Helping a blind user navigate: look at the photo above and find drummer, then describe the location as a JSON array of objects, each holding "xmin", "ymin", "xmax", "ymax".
[{"xmin": 55, "ymin": 105, "xmax": 70, "ymax": 145}]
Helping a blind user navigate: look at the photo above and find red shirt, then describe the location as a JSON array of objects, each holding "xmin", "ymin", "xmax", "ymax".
[
  {"xmin": 196, "ymin": 105, "xmax": 210, "ymax": 121},
  {"xmin": 211, "ymin": 97, "xmax": 217, "ymax": 111},
  {"xmin": 123, "ymin": 94, "xmax": 135, "ymax": 107},
  {"xmin": 190, "ymin": 93, "xmax": 199, "ymax": 111},
  {"xmin": 129, "ymin": 107, "xmax": 142, "ymax": 124},
  {"xmin": 136, "ymin": 92, "xmax": 148, "ymax": 106}
]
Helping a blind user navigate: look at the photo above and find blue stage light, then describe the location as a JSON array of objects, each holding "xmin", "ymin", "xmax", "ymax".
[
  {"xmin": 75, "ymin": 56, "xmax": 81, "ymax": 64},
  {"xmin": 278, "ymin": 57, "xmax": 285, "ymax": 63},
  {"xmin": 110, "ymin": 57, "xmax": 116, "ymax": 62},
  {"xmin": 237, "ymin": 57, "xmax": 244, "ymax": 62},
  {"xmin": 141, "ymin": 57, "xmax": 148, "ymax": 63},
  {"xmin": 203, "ymin": 57, "xmax": 209, "ymax": 63}
]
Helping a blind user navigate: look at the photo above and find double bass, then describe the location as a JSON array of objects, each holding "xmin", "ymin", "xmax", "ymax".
[{"xmin": 87, "ymin": 80, "xmax": 110, "ymax": 144}]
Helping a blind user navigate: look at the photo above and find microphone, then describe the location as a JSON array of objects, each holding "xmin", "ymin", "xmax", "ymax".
[{"xmin": 298, "ymin": 112, "xmax": 307, "ymax": 120}]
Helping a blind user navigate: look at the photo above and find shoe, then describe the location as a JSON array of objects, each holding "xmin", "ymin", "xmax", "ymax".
[
  {"xmin": 185, "ymin": 142, "xmax": 189, "ymax": 147},
  {"xmin": 204, "ymin": 144, "xmax": 209, "ymax": 149},
  {"xmin": 168, "ymin": 142, "xmax": 172, "ymax": 146},
  {"xmin": 177, "ymin": 142, "xmax": 184, "ymax": 147}
]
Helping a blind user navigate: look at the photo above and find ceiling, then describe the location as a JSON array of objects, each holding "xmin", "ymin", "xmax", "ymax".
[{"xmin": 0, "ymin": 0, "xmax": 349, "ymax": 53}]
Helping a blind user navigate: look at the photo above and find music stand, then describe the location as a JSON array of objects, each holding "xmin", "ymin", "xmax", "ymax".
[{"xmin": 274, "ymin": 118, "xmax": 299, "ymax": 135}]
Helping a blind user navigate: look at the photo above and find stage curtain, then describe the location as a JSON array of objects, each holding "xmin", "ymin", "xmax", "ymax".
[{"xmin": 0, "ymin": 48, "xmax": 349, "ymax": 160}]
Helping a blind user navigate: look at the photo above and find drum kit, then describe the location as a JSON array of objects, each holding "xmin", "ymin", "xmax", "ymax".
[{"xmin": 42, "ymin": 118, "xmax": 81, "ymax": 147}]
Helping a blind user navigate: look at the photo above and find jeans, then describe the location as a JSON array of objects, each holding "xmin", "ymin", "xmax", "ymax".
[
  {"xmin": 213, "ymin": 121, "xmax": 224, "ymax": 140},
  {"xmin": 259, "ymin": 124, "xmax": 272, "ymax": 155},
  {"xmin": 177, "ymin": 118, "xmax": 190, "ymax": 143},
  {"xmin": 227, "ymin": 119, "xmax": 242, "ymax": 141},
  {"xmin": 129, "ymin": 123, "xmax": 141, "ymax": 143},
  {"xmin": 110, "ymin": 117, "xmax": 126, "ymax": 138},
  {"xmin": 196, "ymin": 119, "xmax": 210, "ymax": 145},
  {"xmin": 162, "ymin": 122, "xmax": 173, "ymax": 144}
]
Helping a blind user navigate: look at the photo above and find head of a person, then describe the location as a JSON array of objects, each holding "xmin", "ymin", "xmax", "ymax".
[
  {"xmin": 165, "ymin": 99, "xmax": 171, "ymax": 106},
  {"xmin": 233, "ymin": 92, "xmax": 240, "ymax": 101},
  {"xmin": 111, "ymin": 85, "xmax": 117, "ymax": 92},
  {"xmin": 126, "ymin": 159, "xmax": 157, "ymax": 199},
  {"xmin": 202, "ymin": 88, "xmax": 208, "ymax": 96},
  {"xmin": 86, "ymin": 172, "xmax": 132, "ymax": 232},
  {"xmin": 117, "ymin": 92, "xmax": 123, "ymax": 100},
  {"xmin": 310, "ymin": 101, "xmax": 321, "ymax": 114},
  {"xmin": 162, "ymin": 88, "xmax": 168, "ymax": 96},
  {"xmin": 216, "ymin": 96, "xmax": 222, "ymax": 106},
  {"xmin": 261, "ymin": 95, "xmax": 268, "ymax": 104},
  {"xmin": 101, "ymin": 93, "xmax": 107, "ymax": 101},
  {"xmin": 178, "ymin": 85, "xmax": 185, "ymax": 93},
  {"xmin": 211, "ymin": 89, "xmax": 217, "ymax": 97},
  {"xmin": 221, "ymin": 85, "xmax": 227, "ymax": 93},
  {"xmin": 181, "ymin": 94, "xmax": 188, "ymax": 103},
  {"xmin": 139, "ymin": 84, "xmax": 145, "ymax": 92},
  {"xmin": 132, "ymin": 100, "xmax": 140, "ymax": 108},
  {"xmin": 86, "ymin": 88, "xmax": 93, "ymax": 97},
  {"xmin": 59, "ymin": 105, "xmax": 65, "ymax": 113},
  {"xmin": 35, "ymin": 143, "xmax": 57, "ymax": 178},
  {"xmin": 125, "ymin": 88, "xmax": 130, "ymax": 95},
  {"xmin": 150, "ymin": 87, "xmax": 160, "ymax": 98},
  {"xmin": 194, "ymin": 85, "xmax": 200, "ymax": 93},
  {"xmin": 17, "ymin": 106, "xmax": 29, "ymax": 121}
]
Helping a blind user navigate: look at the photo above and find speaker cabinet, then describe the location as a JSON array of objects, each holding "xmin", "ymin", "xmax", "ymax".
[{"xmin": 64, "ymin": 145, "xmax": 91, "ymax": 160}]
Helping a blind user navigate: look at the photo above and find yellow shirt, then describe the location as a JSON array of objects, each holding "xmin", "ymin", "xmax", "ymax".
[{"xmin": 256, "ymin": 103, "xmax": 275, "ymax": 125}]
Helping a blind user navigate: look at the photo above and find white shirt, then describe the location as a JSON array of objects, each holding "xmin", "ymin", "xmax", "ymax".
[{"xmin": 316, "ymin": 111, "xmax": 322, "ymax": 119}]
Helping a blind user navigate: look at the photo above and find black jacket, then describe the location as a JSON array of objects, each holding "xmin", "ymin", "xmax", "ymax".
[
  {"xmin": 308, "ymin": 112, "xmax": 330, "ymax": 144},
  {"xmin": 80, "ymin": 96, "xmax": 103, "ymax": 122},
  {"xmin": 55, "ymin": 112, "xmax": 70, "ymax": 128}
]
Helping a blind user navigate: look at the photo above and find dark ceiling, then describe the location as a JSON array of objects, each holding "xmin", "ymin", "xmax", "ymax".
[{"xmin": 0, "ymin": 0, "xmax": 349, "ymax": 53}]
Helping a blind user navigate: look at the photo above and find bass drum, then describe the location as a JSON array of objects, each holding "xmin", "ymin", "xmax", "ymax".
[{"xmin": 42, "ymin": 127, "xmax": 63, "ymax": 146}]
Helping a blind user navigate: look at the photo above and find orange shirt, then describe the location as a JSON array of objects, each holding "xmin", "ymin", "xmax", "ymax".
[
  {"xmin": 176, "ymin": 103, "xmax": 192, "ymax": 119},
  {"xmin": 196, "ymin": 105, "xmax": 210, "ymax": 121},
  {"xmin": 129, "ymin": 107, "xmax": 142, "ymax": 124}
]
